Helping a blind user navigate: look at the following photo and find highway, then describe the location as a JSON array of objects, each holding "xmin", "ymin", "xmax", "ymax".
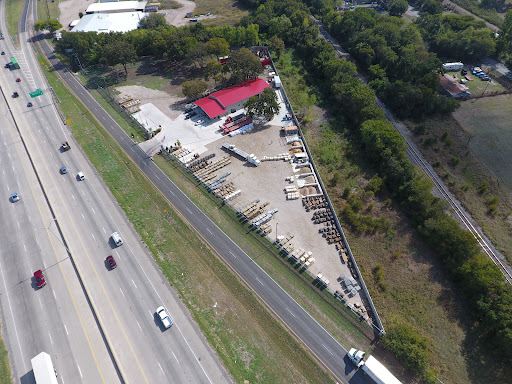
[
  {"xmin": 34, "ymin": 22, "xmax": 379, "ymax": 384},
  {"xmin": 0, "ymin": 0, "xmax": 232, "ymax": 383}
]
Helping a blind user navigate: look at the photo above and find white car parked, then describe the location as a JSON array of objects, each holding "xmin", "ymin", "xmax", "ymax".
[{"xmin": 156, "ymin": 306, "xmax": 172, "ymax": 329}]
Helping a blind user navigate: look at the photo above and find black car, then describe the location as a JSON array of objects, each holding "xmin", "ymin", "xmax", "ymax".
[
  {"xmin": 27, "ymin": 102, "xmax": 33, "ymax": 107},
  {"xmin": 461, "ymin": 69, "xmax": 468, "ymax": 75},
  {"xmin": 13, "ymin": 92, "xmax": 18, "ymax": 98},
  {"xmin": 1, "ymin": 52, "xmax": 4, "ymax": 55},
  {"xmin": 4, "ymin": 63, "xmax": 10, "ymax": 68}
]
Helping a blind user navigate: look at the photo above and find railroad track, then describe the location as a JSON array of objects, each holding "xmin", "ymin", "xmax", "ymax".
[{"xmin": 315, "ymin": 18, "xmax": 512, "ymax": 285}]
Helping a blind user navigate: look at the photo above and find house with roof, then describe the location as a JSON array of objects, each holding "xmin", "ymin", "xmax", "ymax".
[
  {"xmin": 193, "ymin": 78, "xmax": 271, "ymax": 120},
  {"xmin": 439, "ymin": 74, "xmax": 471, "ymax": 100}
]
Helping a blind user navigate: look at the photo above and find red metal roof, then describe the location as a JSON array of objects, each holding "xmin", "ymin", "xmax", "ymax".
[{"xmin": 194, "ymin": 78, "xmax": 270, "ymax": 119}]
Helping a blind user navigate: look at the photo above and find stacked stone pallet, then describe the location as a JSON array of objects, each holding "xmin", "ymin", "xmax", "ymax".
[
  {"xmin": 287, "ymin": 248, "xmax": 315, "ymax": 269},
  {"xmin": 302, "ymin": 196, "xmax": 327, "ymax": 211},
  {"xmin": 261, "ymin": 153, "xmax": 292, "ymax": 162},
  {"xmin": 187, "ymin": 153, "xmax": 215, "ymax": 171},
  {"xmin": 193, "ymin": 156, "xmax": 231, "ymax": 182},
  {"xmin": 257, "ymin": 223, "xmax": 272, "ymax": 235},
  {"xmin": 275, "ymin": 233, "xmax": 294, "ymax": 250},
  {"xmin": 215, "ymin": 182, "xmax": 236, "ymax": 198},
  {"xmin": 239, "ymin": 201, "xmax": 269, "ymax": 221},
  {"xmin": 312, "ymin": 208, "xmax": 334, "ymax": 224},
  {"xmin": 206, "ymin": 172, "xmax": 231, "ymax": 191},
  {"xmin": 251, "ymin": 208, "xmax": 278, "ymax": 228},
  {"xmin": 173, "ymin": 147, "xmax": 190, "ymax": 158}
]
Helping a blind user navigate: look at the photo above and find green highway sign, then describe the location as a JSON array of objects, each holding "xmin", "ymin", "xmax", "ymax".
[{"xmin": 29, "ymin": 88, "xmax": 43, "ymax": 98}]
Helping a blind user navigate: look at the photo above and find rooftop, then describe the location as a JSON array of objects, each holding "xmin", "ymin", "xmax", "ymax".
[
  {"xmin": 86, "ymin": 1, "xmax": 147, "ymax": 13},
  {"xmin": 72, "ymin": 12, "xmax": 147, "ymax": 33}
]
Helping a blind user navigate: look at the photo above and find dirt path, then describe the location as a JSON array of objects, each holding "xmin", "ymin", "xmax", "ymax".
[{"xmin": 163, "ymin": 0, "xmax": 198, "ymax": 27}]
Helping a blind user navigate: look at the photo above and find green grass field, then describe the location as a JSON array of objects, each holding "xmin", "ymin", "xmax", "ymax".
[
  {"xmin": 36, "ymin": 50, "xmax": 336, "ymax": 384},
  {"xmin": 0, "ymin": 324, "xmax": 12, "ymax": 384},
  {"xmin": 5, "ymin": 0, "xmax": 24, "ymax": 41}
]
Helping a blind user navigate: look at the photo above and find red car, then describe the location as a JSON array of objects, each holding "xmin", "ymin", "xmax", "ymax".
[
  {"xmin": 34, "ymin": 270, "xmax": 46, "ymax": 288},
  {"xmin": 15, "ymin": 78, "xmax": 21, "ymax": 82},
  {"xmin": 106, "ymin": 255, "xmax": 117, "ymax": 270}
]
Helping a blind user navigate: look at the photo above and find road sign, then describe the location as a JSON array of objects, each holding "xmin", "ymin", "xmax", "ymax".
[{"xmin": 29, "ymin": 89, "xmax": 43, "ymax": 98}]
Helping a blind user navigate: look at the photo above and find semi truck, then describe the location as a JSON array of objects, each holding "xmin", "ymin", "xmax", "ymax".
[
  {"xmin": 347, "ymin": 348, "xmax": 402, "ymax": 384},
  {"xmin": 31, "ymin": 352, "xmax": 58, "ymax": 384}
]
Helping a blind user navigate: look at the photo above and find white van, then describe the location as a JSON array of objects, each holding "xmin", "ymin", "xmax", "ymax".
[
  {"xmin": 111, "ymin": 232, "xmax": 123, "ymax": 247},
  {"xmin": 77, "ymin": 171, "xmax": 85, "ymax": 181}
]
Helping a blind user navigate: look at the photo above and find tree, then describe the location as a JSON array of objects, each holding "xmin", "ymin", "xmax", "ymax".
[
  {"xmin": 139, "ymin": 13, "xmax": 166, "ymax": 29},
  {"xmin": 244, "ymin": 87, "xmax": 280, "ymax": 121},
  {"xmin": 269, "ymin": 35, "xmax": 285, "ymax": 59},
  {"xmin": 206, "ymin": 37, "xmax": 230, "ymax": 58},
  {"xmin": 182, "ymin": 80, "xmax": 207, "ymax": 99},
  {"xmin": 204, "ymin": 59, "xmax": 223, "ymax": 82},
  {"xmin": 388, "ymin": 0, "xmax": 408, "ymax": 16},
  {"xmin": 102, "ymin": 40, "xmax": 137, "ymax": 75},
  {"xmin": 34, "ymin": 19, "xmax": 62, "ymax": 33},
  {"xmin": 226, "ymin": 48, "xmax": 263, "ymax": 83},
  {"xmin": 186, "ymin": 42, "xmax": 210, "ymax": 67}
]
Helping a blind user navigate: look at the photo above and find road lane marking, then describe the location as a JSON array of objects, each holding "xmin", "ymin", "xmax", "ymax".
[
  {"xmin": 102, "ymin": 227, "xmax": 106, "ymax": 234},
  {"xmin": 91, "ymin": 233, "xmax": 95, "ymax": 241},
  {"xmin": 0, "ymin": 262, "xmax": 26, "ymax": 372},
  {"xmin": 77, "ymin": 364, "xmax": 83, "ymax": 378},
  {"xmin": 186, "ymin": 208, "xmax": 192, "ymax": 214},
  {"xmin": 132, "ymin": 280, "xmax": 137, "ymax": 289},
  {"xmin": 229, "ymin": 251, "xmax": 236, "ymax": 259},
  {"xmin": 137, "ymin": 321, "xmax": 142, "ymax": 332},
  {"xmin": 53, "ymin": 290, "xmax": 56, "ymax": 299},
  {"xmin": 17, "ymin": 221, "xmax": 20, "ymax": 229},
  {"xmin": 169, "ymin": 189, "xmax": 175, "ymax": 196},
  {"xmin": 148, "ymin": 310, "xmax": 153, "ymax": 319},
  {"xmin": 286, "ymin": 307, "xmax": 295, "ymax": 318},
  {"xmin": 72, "ymin": 194, "xmax": 75, "ymax": 201},
  {"xmin": 256, "ymin": 277, "xmax": 264, "ymax": 285},
  {"xmin": 322, "ymin": 344, "xmax": 333, "ymax": 355},
  {"xmin": 24, "ymin": 244, "xmax": 26, "ymax": 252},
  {"xmin": 120, "ymin": 288, "xmax": 124, "ymax": 297},
  {"xmin": 43, "ymin": 261, "xmax": 47, "ymax": 269},
  {"xmin": 172, "ymin": 352, "xmax": 179, "ymax": 364},
  {"xmin": 91, "ymin": 207, "xmax": 95, "ymax": 214},
  {"xmin": 81, "ymin": 212, "xmax": 85, "ymax": 220},
  {"xmin": 64, "ymin": 324, "xmax": 68, "ymax": 335},
  {"xmin": 206, "ymin": 228, "xmax": 212, "ymax": 234},
  {"xmin": 158, "ymin": 362, "xmax": 164, "ymax": 374},
  {"xmin": 50, "ymin": 152, "xmax": 53, "ymax": 157},
  {"xmin": 49, "ymin": 332, "xmax": 53, "ymax": 344}
]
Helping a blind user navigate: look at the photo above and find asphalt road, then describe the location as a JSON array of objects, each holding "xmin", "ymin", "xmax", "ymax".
[
  {"xmin": 35, "ymin": 28, "xmax": 378, "ymax": 384},
  {"xmin": 0, "ymin": 1, "xmax": 232, "ymax": 383}
]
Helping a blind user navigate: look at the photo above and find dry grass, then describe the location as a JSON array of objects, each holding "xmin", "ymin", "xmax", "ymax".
[
  {"xmin": 407, "ymin": 96, "xmax": 512, "ymax": 265},
  {"xmin": 193, "ymin": 0, "xmax": 249, "ymax": 25}
]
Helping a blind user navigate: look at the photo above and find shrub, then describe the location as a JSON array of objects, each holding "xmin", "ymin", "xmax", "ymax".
[{"xmin": 478, "ymin": 180, "xmax": 489, "ymax": 195}]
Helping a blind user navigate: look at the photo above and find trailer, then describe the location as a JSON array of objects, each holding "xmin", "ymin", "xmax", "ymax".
[
  {"xmin": 31, "ymin": 352, "xmax": 58, "ymax": 384},
  {"xmin": 347, "ymin": 348, "xmax": 402, "ymax": 384},
  {"xmin": 442, "ymin": 62, "xmax": 464, "ymax": 71}
]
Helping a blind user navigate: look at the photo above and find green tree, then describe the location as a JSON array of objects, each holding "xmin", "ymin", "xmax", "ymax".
[
  {"xmin": 34, "ymin": 19, "xmax": 62, "ymax": 32},
  {"xmin": 186, "ymin": 42, "xmax": 210, "ymax": 68},
  {"xmin": 226, "ymin": 48, "xmax": 263, "ymax": 83},
  {"xmin": 204, "ymin": 59, "xmax": 223, "ymax": 82},
  {"xmin": 182, "ymin": 79, "xmax": 207, "ymax": 99},
  {"xmin": 206, "ymin": 37, "xmax": 230, "ymax": 58},
  {"xmin": 102, "ymin": 40, "xmax": 137, "ymax": 75},
  {"xmin": 244, "ymin": 87, "xmax": 280, "ymax": 121},
  {"xmin": 139, "ymin": 13, "xmax": 166, "ymax": 29},
  {"xmin": 269, "ymin": 35, "xmax": 285, "ymax": 59},
  {"xmin": 388, "ymin": 0, "xmax": 408, "ymax": 16}
]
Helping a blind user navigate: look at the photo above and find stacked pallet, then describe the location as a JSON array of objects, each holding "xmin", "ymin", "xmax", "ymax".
[
  {"xmin": 187, "ymin": 154, "xmax": 215, "ymax": 171},
  {"xmin": 287, "ymin": 248, "xmax": 315, "ymax": 269},
  {"xmin": 275, "ymin": 233, "xmax": 294, "ymax": 251},
  {"xmin": 261, "ymin": 153, "xmax": 292, "ymax": 162},
  {"xmin": 238, "ymin": 201, "xmax": 270, "ymax": 221},
  {"xmin": 319, "ymin": 226, "xmax": 342, "ymax": 245},
  {"xmin": 206, "ymin": 172, "xmax": 231, "ymax": 191},
  {"xmin": 251, "ymin": 208, "xmax": 278, "ymax": 228},
  {"xmin": 302, "ymin": 196, "xmax": 327, "ymax": 211},
  {"xmin": 173, "ymin": 147, "xmax": 190, "ymax": 158},
  {"xmin": 283, "ymin": 185, "xmax": 300, "ymax": 200},
  {"xmin": 312, "ymin": 208, "xmax": 334, "ymax": 224},
  {"xmin": 257, "ymin": 222, "xmax": 272, "ymax": 235},
  {"xmin": 193, "ymin": 156, "xmax": 231, "ymax": 183}
]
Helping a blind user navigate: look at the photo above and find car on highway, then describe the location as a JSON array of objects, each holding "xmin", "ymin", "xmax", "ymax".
[
  {"xmin": 106, "ymin": 255, "xmax": 117, "ymax": 270},
  {"xmin": 156, "ymin": 306, "xmax": 172, "ymax": 329},
  {"xmin": 77, "ymin": 171, "xmax": 85, "ymax": 181},
  {"xmin": 0, "ymin": 52, "xmax": 4, "ymax": 55},
  {"xmin": 16, "ymin": 77, "xmax": 21, "ymax": 82},
  {"xmin": 12, "ymin": 92, "xmax": 18, "ymax": 98},
  {"xmin": 60, "ymin": 165, "xmax": 67, "ymax": 174},
  {"xmin": 61, "ymin": 141, "xmax": 70, "ymax": 151},
  {"xmin": 11, "ymin": 192, "xmax": 20, "ymax": 202},
  {"xmin": 34, "ymin": 270, "xmax": 46, "ymax": 288},
  {"xmin": 27, "ymin": 102, "xmax": 33, "ymax": 107},
  {"xmin": 4, "ymin": 63, "xmax": 9, "ymax": 68}
]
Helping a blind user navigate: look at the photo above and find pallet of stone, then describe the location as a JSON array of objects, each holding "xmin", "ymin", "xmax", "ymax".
[
  {"xmin": 224, "ymin": 190, "xmax": 241, "ymax": 202},
  {"xmin": 287, "ymin": 192, "xmax": 300, "ymax": 200}
]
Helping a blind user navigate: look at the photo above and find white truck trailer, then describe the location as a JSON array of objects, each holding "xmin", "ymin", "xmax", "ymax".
[
  {"xmin": 31, "ymin": 352, "xmax": 58, "ymax": 384},
  {"xmin": 347, "ymin": 348, "xmax": 402, "ymax": 384},
  {"xmin": 442, "ymin": 62, "xmax": 464, "ymax": 71}
]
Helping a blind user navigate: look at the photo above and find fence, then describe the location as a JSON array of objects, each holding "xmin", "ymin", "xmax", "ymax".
[{"xmin": 264, "ymin": 48, "xmax": 385, "ymax": 336}]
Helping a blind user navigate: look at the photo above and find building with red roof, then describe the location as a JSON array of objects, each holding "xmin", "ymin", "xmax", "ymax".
[{"xmin": 193, "ymin": 78, "xmax": 270, "ymax": 119}]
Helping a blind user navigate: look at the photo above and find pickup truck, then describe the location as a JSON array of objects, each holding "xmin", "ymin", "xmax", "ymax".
[{"xmin": 61, "ymin": 141, "xmax": 70, "ymax": 151}]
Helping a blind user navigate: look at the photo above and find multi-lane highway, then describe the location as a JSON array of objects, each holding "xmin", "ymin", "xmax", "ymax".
[{"xmin": 0, "ymin": 1, "xmax": 232, "ymax": 383}]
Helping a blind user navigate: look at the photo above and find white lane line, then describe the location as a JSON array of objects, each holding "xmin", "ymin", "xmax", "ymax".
[
  {"xmin": 119, "ymin": 288, "xmax": 124, "ymax": 297},
  {"xmin": 81, "ymin": 189, "xmax": 86, "ymax": 196},
  {"xmin": 81, "ymin": 212, "xmax": 85, "ymax": 220},
  {"xmin": 102, "ymin": 227, "xmax": 106, "ymax": 234},
  {"xmin": 17, "ymin": 221, "xmax": 20, "ymax": 229},
  {"xmin": 186, "ymin": 208, "xmax": 192, "ymax": 214},
  {"xmin": 115, "ymin": 250, "xmax": 121, "ymax": 260},
  {"xmin": 256, "ymin": 277, "xmax": 264, "ymax": 286},
  {"xmin": 132, "ymin": 280, "xmax": 137, "ymax": 289},
  {"xmin": 77, "ymin": 364, "xmax": 83, "ymax": 378},
  {"xmin": 229, "ymin": 251, "xmax": 236, "ymax": 259},
  {"xmin": 172, "ymin": 351, "xmax": 179, "ymax": 364},
  {"xmin": 158, "ymin": 362, "xmax": 164, "ymax": 374},
  {"xmin": 62, "ymin": 376, "xmax": 65, "ymax": 384},
  {"xmin": 23, "ymin": 244, "xmax": 26, "ymax": 252},
  {"xmin": 322, "ymin": 344, "xmax": 333, "ymax": 355},
  {"xmin": 43, "ymin": 261, "xmax": 47, "ymax": 269},
  {"xmin": 50, "ymin": 152, "xmax": 53, "ymax": 157},
  {"xmin": 169, "ymin": 189, "xmax": 175, "ymax": 196},
  {"xmin": 64, "ymin": 324, "xmax": 69, "ymax": 335},
  {"xmin": 148, "ymin": 310, "xmax": 153, "ymax": 319},
  {"xmin": 49, "ymin": 332, "xmax": 53, "ymax": 344},
  {"xmin": 206, "ymin": 228, "xmax": 212, "ymax": 234},
  {"xmin": 137, "ymin": 321, "xmax": 142, "ymax": 332},
  {"xmin": 53, "ymin": 290, "xmax": 56, "ymax": 299},
  {"xmin": 72, "ymin": 194, "xmax": 76, "ymax": 201},
  {"xmin": 0, "ymin": 262, "xmax": 26, "ymax": 372},
  {"xmin": 38, "ymin": 297, "xmax": 43, "ymax": 309},
  {"xmin": 91, "ymin": 233, "xmax": 95, "ymax": 241},
  {"xmin": 91, "ymin": 207, "xmax": 96, "ymax": 214},
  {"xmin": 285, "ymin": 307, "xmax": 295, "ymax": 318}
]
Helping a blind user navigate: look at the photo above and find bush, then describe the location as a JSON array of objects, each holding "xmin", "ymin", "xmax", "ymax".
[{"xmin": 478, "ymin": 180, "xmax": 489, "ymax": 195}]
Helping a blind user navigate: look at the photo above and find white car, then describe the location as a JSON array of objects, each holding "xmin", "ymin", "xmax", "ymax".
[
  {"xmin": 77, "ymin": 171, "xmax": 85, "ymax": 181},
  {"xmin": 156, "ymin": 306, "xmax": 172, "ymax": 329}
]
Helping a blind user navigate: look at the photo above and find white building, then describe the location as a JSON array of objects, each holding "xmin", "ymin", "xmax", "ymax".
[
  {"xmin": 85, "ymin": 1, "xmax": 147, "ymax": 14},
  {"xmin": 71, "ymin": 12, "xmax": 147, "ymax": 33}
]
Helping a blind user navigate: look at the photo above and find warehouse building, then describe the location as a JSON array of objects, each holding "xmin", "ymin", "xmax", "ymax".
[
  {"xmin": 193, "ymin": 78, "xmax": 271, "ymax": 119},
  {"xmin": 85, "ymin": 1, "xmax": 147, "ymax": 14},
  {"xmin": 71, "ymin": 12, "xmax": 147, "ymax": 33}
]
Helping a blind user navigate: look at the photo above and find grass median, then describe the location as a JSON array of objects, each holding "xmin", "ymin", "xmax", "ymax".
[
  {"xmin": 0, "ymin": 324, "xmax": 12, "ymax": 384},
  {"xmin": 38, "ymin": 53, "xmax": 334, "ymax": 383}
]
